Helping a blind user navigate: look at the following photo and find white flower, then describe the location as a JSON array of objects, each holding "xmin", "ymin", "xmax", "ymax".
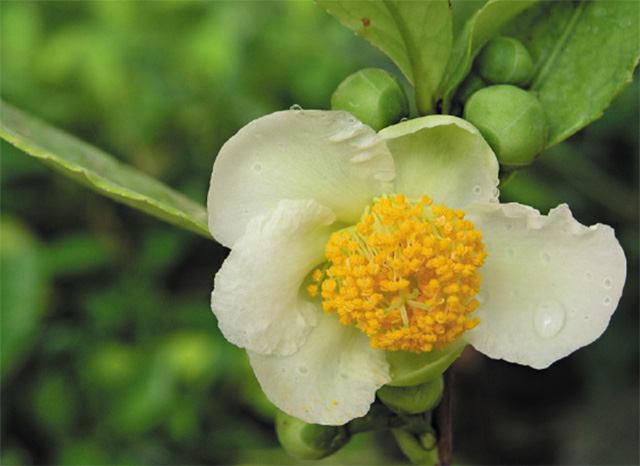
[{"xmin": 207, "ymin": 110, "xmax": 626, "ymax": 425}]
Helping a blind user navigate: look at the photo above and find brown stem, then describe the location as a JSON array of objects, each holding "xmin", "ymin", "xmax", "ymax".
[{"xmin": 434, "ymin": 369, "xmax": 453, "ymax": 466}]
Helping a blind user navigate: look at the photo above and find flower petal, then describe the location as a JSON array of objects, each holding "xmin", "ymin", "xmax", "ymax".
[
  {"xmin": 211, "ymin": 199, "xmax": 335, "ymax": 356},
  {"xmin": 378, "ymin": 115, "xmax": 499, "ymax": 208},
  {"xmin": 248, "ymin": 311, "xmax": 391, "ymax": 425},
  {"xmin": 464, "ymin": 203, "xmax": 626, "ymax": 369},
  {"xmin": 208, "ymin": 110, "xmax": 395, "ymax": 247}
]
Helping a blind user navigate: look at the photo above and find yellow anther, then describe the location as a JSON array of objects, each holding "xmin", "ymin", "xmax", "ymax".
[
  {"xmin": 309, "ymin": 195, "xmax": 486, "ymax": 354},
  {"xmin": 312, "ymin": 269, "xmax": 324, "ymax": 282}
]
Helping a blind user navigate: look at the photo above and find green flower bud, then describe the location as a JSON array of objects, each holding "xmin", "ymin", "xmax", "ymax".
[
  {"xmin": 331, "ymin": 68, "xmax": 409, "ymax": 132},
  {"xmin": 453, "ymin": 71, "xmax": 487, "ymax": 107},
  {"xmin": 464, "ymin": 85, "xmax": 549, "ymax": 167},
  {"xmin": 475, "ymin": 36, "xmax": 534, "ymax": 86},
  {"xmin": 275, "ymin": 410, "xmax": 350, "ymax": 460},
  {"xmin": 377, "ymin": 376, "xmax": 444, "ymax": 415}
]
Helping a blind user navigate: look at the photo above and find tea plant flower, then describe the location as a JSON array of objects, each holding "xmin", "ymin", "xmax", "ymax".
[{"xmin": 208, "ymin": 110, "xmax": 625, "ymax": 425}]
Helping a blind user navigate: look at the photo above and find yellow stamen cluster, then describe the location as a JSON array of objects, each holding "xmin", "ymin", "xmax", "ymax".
[{"xmin": 309, "ymin": 194, "xmax": 487, "ymax": 353}]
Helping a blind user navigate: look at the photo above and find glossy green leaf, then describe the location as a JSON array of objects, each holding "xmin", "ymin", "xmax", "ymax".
[
  {"xmin": 502, "ymin": 0, "xmax": 640, "ymax": 146},
  {"xmin": 317, "ymin": 0, "xmax": 452, "ymax": 114},
  {"xmin": 0, "ymin": 100, "xmax": 211, "ymax": 238},
  {"xmin": 440, "ymin": 0, "xmax": 539, "ymax": 111}
]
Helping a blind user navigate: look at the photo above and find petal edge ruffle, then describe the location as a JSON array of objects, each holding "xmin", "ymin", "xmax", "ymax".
[
  {"xmin": 211, "ymin": 199, "xmax": 335, "ymax": 356},
  {"xmin": 248, "ymin": 311, "xmax": 391, "ymax": 425},
  {"xmin": 464, "ymin": 203, "xmax": 626, "ymax": 369},
  {"xmin": 208, "ymin": 110, "xmax": 395, "ymax": 247}
]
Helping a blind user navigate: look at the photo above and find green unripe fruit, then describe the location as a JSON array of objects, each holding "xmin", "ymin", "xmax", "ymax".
[
  {"xmin": 464, "ymin": 85, "xmax": 548, "ymax": 167},
  {"xmin": 476, "ymin": 36, "xmax": 534, "ymax": 86},
  {"xmin": 377, "ymin": 376, "xmax": 444, "ymax": 415},
  {"xmin": 275, "ymin": 410, "xmax": 350, "ymax": 460},
  {"xmin": 331, "ymin": 68, "xmax": 409, "ymax": 132}
]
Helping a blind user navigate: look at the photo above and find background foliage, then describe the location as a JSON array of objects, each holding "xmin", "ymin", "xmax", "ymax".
[{"xmin": 2, "ymin": 2, "xmax": 638, "ymax": 464}]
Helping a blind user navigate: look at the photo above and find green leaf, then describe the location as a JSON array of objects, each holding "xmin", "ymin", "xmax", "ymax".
[
  {"xmin": 1, "ymin": 217, "xmax": 48, "ymax": 380},
  {"xmin": 0, "ymin": 100, "xmax": 211, "ymax": 238},
  {"xmin": 317, "ymin": 0, "xmax": 452, "ymax": 115},
  {"xmin": 440, "ymin": 0, "xmax": 539, "ymax": 111},
  {"xmin": 502, "ymin": 0, "xmax": 640, "ymax": 146}
]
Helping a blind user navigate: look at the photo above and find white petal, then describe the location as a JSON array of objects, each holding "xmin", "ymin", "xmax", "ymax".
[
  {"xmin": 378, "ymin": 115, "xmax": 499, "ymax": 208},
  {"xmin": 464, "ymin": 203, "xmax": 626, "ymax": 369},
  {"xmin": 211, "ymin": 199, "xmax": 336, "ymax": 356},
  {"xmin": 248, "ymin": 312, "xmax": 391, "ymax": 425},
  {"xmin": 208, "ymin": 110, "xmax": 395, "ymax": 247}
]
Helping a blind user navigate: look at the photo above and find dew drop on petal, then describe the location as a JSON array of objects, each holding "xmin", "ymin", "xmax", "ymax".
[
  {"xmin": 603, "ymin": 296, "xmax": 611, "ymax": 306},
  {"xmin": 252, "ymin": 163, "xmax": 263, "ymax": 173},
  {"xmin": 533, "ymin": 300, "xmax": 566, "ymax": 339},
  {"xmin": 289, "ymin": 104, "xmax": 303, "ymax": 111},
  {"xmin": 297, "ymin": 364, "xmax": 309, "ymax": 375},
  {"xmin": 542, "ymin": 252, "xmax": 551, "ymax": 263},
  {"xmin": 492, "ymin": 187, "xmax": 500, "ymax": 198},
  {"xmin": 584, "ymin": 272, "xmax": 593, "ymax": 281},
  {"xmin": 473, "ymin": 185, "xmax": 482, "ymax": 195},
  {"xmin": 505, "ymin": 223, "xmax": 513, "ymax": 232},
  {"xmin": 603, "ymin": 278, "xmax": 612, "ymax": 289}
]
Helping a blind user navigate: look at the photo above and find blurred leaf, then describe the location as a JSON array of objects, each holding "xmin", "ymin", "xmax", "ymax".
[
  {"xmin": 440, "ymin": 0, "xmax": 539, "ymax": 111},
  {"xmin": 0, "ymin": 100, "xmax": 211, "ymax": 238},
  {"xmin": 112, "ymin": 350, "xmax": 175, "ymax": 434},
  {"xmin": 33, "ymin": 372, "xmax": 77, "ymax": 435},
  {"xmin": 43, "ymin": 232, "xmax": 115, "ymax": 277},
  {"xmin": 161, "ymin": 331, "xmax": 221, "ymax": 384},
  {"xmin": 317, "ymin": 0, "xmax": 452, "ymax": 114},
  {"xmin": 502, "ymin": 0, "xmax": 640, "ymax": 146},
  {"xmin": 0, "ymin": 217, "xmax": 48, "ymax": 380}
]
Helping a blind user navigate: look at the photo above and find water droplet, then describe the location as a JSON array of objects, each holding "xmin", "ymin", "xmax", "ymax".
[
  {"xmin": 505, "ymin": 223, "xmax": 513, "ymax": 231},
  {"xmin": 584, "ymin": 272, "xmax": 593, "ymax": 281},
  {"xmin": 542, "ymin": 252, "xmax": 551, "ymax": 264},
  {"xmin": 297, "ymin": 365, "xmax": 308, "ymax": 375},
  {"xmin": 492, "ymin": 187, "xmax": 500, "ymax": 198},
  {"xmin": 289, "ymin": 104, "xmax": 303, "ymax": 111},
  {"xmin": 473, "ymin": 185, "xmax": 482, "ymax": 195},
  {"xmin": 347, "ymin": 117, "xmax": 356, "ymax": 124},
  {"xmin": 603, "ymin": 278, "xmax": 612, "ymax": 289},
  {"xmin": 533, "ymin": 300, "xmax": 565, "ymax": 339},
  {"xmin": 603, "ymin": 296, "xmax": 611, "ymax": 306},
  {"xmin": 252, "ymin": 163, "xmax": 262, "ymax": 173},
  {"xmin": 506, "ymin": 248, "xmax": 515, "ymax": 257}
]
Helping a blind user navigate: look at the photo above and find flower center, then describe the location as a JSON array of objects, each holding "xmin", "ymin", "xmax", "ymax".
[{"xmin": 307, "ymin": 194, "xmax": 487, "ymax": 353}]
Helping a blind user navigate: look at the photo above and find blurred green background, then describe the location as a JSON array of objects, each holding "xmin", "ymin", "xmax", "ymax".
[{"xmin": 1, "ymin": 2, "xmax": 638, "ymax": 465}]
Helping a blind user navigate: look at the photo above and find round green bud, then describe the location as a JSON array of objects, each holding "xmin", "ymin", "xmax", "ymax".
[
  {"xmin": 377, "ymin": 376, "xmax": 444, "ymax": 415},
  {"xmin": 464, "ymin": 85, "xmax": 548, "ymax": 166},
  {"xmin": 275, "ymin": 410, "xmax": 350, "ymax": 460},
  {"xmin": 331, "ymin": 68, "xmax": 409, "ymax": 132},
  {"xmin": 454, "ymin": 71, "xmax": 487, "ymax": 106},
  {"xmin": 475, "ymin": 36, "xmax": 534, "ymax": 86}
]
